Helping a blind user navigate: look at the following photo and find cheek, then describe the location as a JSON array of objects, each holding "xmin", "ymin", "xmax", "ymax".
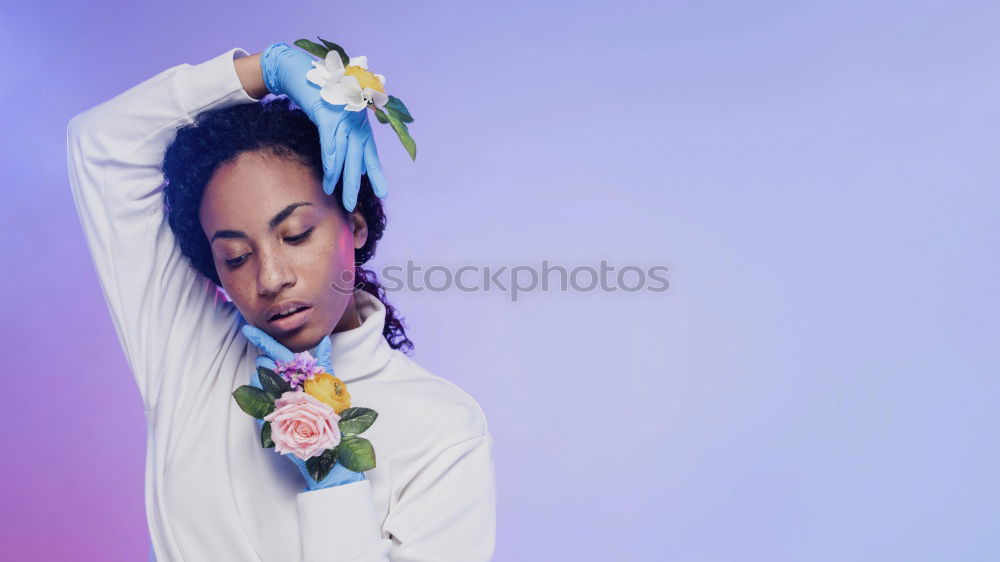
[
  {"xmin": 304, "ymin": 229, "xmax": 356, "ymax": 297},
  {"xmin": 324, "ymin": 235, "xmax": 357, "ymax": 289},
  {"xmin": 218, "ymin": 268, "xmax": 256, "ymax": 310}
]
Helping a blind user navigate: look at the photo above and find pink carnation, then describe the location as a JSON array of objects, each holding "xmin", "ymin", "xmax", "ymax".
[{"xmin": 263, "ymin": 390, "xmax": 342, "ymax": 461}]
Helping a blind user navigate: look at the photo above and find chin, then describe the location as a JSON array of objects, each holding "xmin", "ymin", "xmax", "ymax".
[{"xmin": 274, "ymin": 321, "xmax": 328, "ymax": 354}]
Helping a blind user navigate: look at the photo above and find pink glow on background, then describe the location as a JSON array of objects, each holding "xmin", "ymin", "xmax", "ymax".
[{"xmin": 3, "ymin": 1, "xmax": 1000, "ymax": 560}]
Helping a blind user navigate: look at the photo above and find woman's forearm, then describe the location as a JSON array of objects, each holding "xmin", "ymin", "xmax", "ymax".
[
  {"xmin": 67, "ymin": 47, "xmax": 263, "ymax": 412},
  {"xmin": 235, "ymin": 52, "xmax": 269, "ymax": 100}
]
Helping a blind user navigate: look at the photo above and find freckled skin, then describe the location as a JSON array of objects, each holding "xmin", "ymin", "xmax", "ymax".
[{"xmin": 198, "ymin": 150, "xmax": 368, "ymax": 353}]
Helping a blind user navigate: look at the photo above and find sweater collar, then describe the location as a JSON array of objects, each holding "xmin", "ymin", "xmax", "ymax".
[
  {"xmin": 239, "ymin": 291, "xmax": 393, "ymax": 383},
  {"xmin": 314, "ymin": 290, "xmax": 393, "ymax": 382}
]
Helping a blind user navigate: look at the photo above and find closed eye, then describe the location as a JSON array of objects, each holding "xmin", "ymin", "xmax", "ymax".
[
  {"xmin": 225, "ymin": 254, "xmax": 249, "ymax": 267},
  {"xmin": 286, "ymin": 226, "xmax": 315, "ymax": 244},
  {"xmin": 223, "ymin": 227, "xmax": 314, "ymax": 268}
]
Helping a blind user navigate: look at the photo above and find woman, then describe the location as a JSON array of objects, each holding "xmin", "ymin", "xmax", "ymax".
[{"xmin": 66, "ymin": 43, "xmax": 496, "ymax": 561}]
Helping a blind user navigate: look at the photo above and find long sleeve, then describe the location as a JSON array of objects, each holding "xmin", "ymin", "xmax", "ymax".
[
  {"xmin": 297, "ymin": 433, "xmax": 497, "ymax": 561},
  {"xmin": 65, "ymin": 48, "xmax": 261, "ymax": 411}
]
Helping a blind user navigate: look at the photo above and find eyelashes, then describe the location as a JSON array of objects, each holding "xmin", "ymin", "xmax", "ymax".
[
  {"xmin": 223, "ymin": 226, "xmax": 316, "ymax": 268},
  {"xmin": 285, "ymin": 226, "xmax": 315, "ymax": 244}
]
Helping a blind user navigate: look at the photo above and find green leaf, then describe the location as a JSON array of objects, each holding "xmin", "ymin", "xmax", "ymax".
[
  {"xmin": 293, "ymin": 39, "xmax": 329, "ymax": 60},
  {"xmin": 258, "ymin": 367, "xmax": 291, "ymax": 399},
  {"xmin": 305, "ymin": 447, "xmax": 339, "ymax": 482},
  {"xmin": 338, "ymin": 407, "xmax": 378, "ymax": 435},
  {"xmin": 385, "ymin": 111, "xmax": 417, "ymax": 161},
  {"xmin": 232, "ymin": 386, "xmax": 275, "ymax": 419},
  {"xmin": 261, "ymin": 421, "xmax": 274, "ymax": 448},
  {"xmin": 373, "ymin": 107, "xmax": 390, "ymax": 124},
  {"xmin": 385, "ymin": 95, "xmax": 414, "ymax": 123},
  {"xmin": 385, "ymin": 106, "xmax": 409, "ymax": 125},
  {"xmin": 338, "ymin": 436, "xmax": 376, "ymax": 472},
  {"xmin": 385, "ymin": 104, "xmax": 412, "ymax": 123},
  {"xmin": 316, "ymin": 36, "xmax": 350, "ymax": 67}
]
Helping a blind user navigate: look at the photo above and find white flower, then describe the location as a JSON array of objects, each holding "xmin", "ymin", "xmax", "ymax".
[{"xmin": 306, "ymin": 51, "xmax": 389, "ymax": 112}]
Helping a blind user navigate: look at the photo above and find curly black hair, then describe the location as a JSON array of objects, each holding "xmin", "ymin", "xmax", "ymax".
[{"xmin": 161, "ymin": 95, "xmax": 413, "ymax": 354}]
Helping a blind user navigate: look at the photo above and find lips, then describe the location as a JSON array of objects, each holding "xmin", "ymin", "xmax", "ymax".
[
  {"xmin": 266, "ymin": 305, "xmax": 314, "ymax": 334},
  {"xmin": 264, "ymin": 300, "xmax": 314, "ymax": 323},
  {"xmin": 269, "ymin": 306, "xmax": 310, "ymax": 321}
]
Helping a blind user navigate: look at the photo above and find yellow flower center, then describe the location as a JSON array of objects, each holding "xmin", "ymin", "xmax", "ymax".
[{"xmin": 344, "ymin": 65, "xmax": 385, "ymax": 93}]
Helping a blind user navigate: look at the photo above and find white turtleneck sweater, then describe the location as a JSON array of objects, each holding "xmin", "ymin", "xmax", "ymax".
[{"xmin": 66, "ymin": 47, "xmax": 496, "ymax": 561}]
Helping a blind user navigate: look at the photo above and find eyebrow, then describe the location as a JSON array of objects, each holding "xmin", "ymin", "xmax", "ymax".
[{"xmin": 210, "ymin": 202, "xmax": 313, "ymax": 243}]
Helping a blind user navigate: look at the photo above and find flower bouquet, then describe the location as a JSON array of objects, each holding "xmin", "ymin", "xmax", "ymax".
[{"xmin": 232, "ymin": 350, "xmax": 377, "ymax": 482}]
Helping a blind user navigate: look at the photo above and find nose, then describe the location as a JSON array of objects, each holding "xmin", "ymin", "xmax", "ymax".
[{"xmin": 257, "ymin": 248, "xmax": 297, "ymax": 296}]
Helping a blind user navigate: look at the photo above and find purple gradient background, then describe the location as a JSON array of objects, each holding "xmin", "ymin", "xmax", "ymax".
[{"xmin": 3, "ymin": 1, "xmax": 1000, "ymax": 560}]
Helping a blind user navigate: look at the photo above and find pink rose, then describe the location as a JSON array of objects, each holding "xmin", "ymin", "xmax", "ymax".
[{"xmin": 263, "ymin": 390, "xmax": 342, "ymax": 461}]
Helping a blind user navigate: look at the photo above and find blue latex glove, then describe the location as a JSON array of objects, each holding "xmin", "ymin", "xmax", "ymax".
[
  {"xmin": 260, "ymin": 42, "xmax": 387, "ymax": 212},
  {"xmin": 241, "ymin": 323, "xmax": 366, "ymax": 492}
]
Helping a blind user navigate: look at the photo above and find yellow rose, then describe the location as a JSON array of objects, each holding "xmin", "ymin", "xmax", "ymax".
[
  {"xmin": 303, "ymin": 372, "xmax": 352, "ymax": 414},
  {"xmin": 344, "ymin": 65, "xmax": 385, "ymax": 93}
]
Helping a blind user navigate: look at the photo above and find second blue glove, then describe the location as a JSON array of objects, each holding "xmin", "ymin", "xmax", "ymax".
[{"xmin": 260, "ymin": 42, "xmax": 388, "ymax": 212}]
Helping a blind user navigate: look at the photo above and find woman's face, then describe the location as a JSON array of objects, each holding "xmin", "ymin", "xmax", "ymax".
[{"xmin": 199, "ymin": 150, "xmax": 368, "ymax": 353}]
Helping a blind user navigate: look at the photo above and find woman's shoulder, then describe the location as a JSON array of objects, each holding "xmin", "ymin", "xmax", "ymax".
[{"xmin": 370, "ymin": 349, "xmax": 490, "ymax": 445}]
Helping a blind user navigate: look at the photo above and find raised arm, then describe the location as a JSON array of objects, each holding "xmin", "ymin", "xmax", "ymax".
[{"xmin": 65, "ymin": 48, "xmax": 264, "ymax": 411}]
